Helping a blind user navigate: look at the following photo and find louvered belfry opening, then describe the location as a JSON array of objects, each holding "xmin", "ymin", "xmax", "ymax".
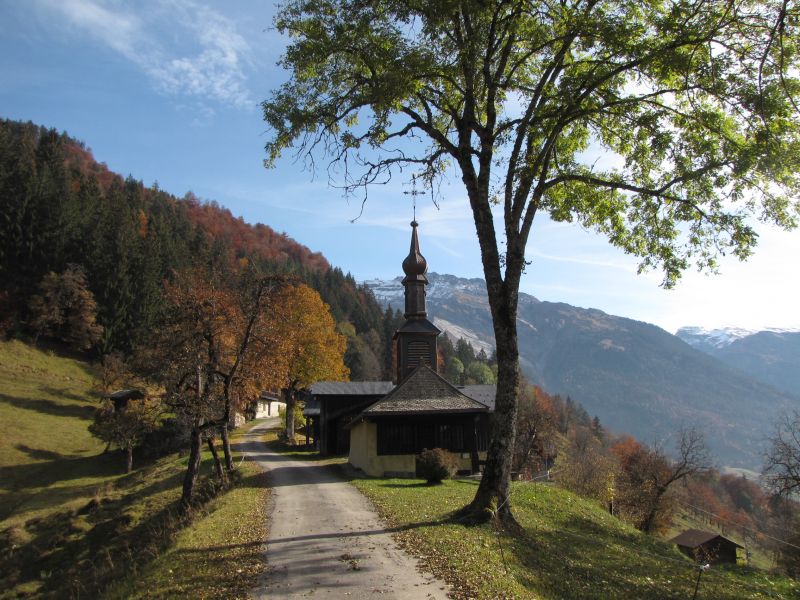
[{"xmin": 393, "ymin": 221, "xmax": 440, "ymax": 384}]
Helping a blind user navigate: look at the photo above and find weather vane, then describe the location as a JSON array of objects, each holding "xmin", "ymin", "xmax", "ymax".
[{"xmin": 403, "ymin": 175, "xmax": 424, "ymax": 221}]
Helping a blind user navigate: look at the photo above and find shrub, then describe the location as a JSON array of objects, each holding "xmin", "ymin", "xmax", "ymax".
[{"xmin": 416, "ymin": 448, "xmax": 459, "ymax": 483}]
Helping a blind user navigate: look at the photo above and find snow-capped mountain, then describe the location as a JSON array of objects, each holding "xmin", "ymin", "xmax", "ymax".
[
  {"xmin": 364, "ymin": 273, "xmax": 493, "ymax": 305},
  {"xmin": 676, "ymin": 326, "xmax": 800, "ymax": 350}
]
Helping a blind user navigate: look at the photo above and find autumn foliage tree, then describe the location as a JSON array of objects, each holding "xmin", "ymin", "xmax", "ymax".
[
  {"xmin": 271, "ymin": 284, "xmax": 349, "ymax": 441},
  {"xmin": 611, "ymin": 429, "xmax": 711, "ymax": 533},
  {"xmin": 29, "ymin": 265, "xmax": 103, "ymax": 350},
  {"xmin": 763, "ymin": 410, "xmax": 800, "ymax": 498},
  {"xmin": 513, "ymin": 384, "xmax": 557, "ymax": 477},
  {"xmin": 139, "ymin": 269, "xmax": 347, "ymax": 505},
  {"xmin": 152, "ymin": 271, "xmax": 236, "ymax": 506}
]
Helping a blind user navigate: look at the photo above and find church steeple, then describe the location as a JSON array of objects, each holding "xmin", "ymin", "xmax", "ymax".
[
  {"xmin": 402, "ymin": 220, "xmax": 428, "ymax": 319},
  {"xmin": 393, "ymin": 221, "xmax": 440, "ymax": 383}
]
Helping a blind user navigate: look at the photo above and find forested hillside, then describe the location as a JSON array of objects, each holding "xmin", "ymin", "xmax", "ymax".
[{"xmin": 0, "ymin": 119, "xmax": 396, "ymax": 377}]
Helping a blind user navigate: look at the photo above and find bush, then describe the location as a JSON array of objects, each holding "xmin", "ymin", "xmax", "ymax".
[{"xmin": 416, "ymin": 448, "xmax": 459, "ymax": 483}]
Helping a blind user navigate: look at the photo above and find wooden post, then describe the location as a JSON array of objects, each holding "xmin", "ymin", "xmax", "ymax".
[{"xmin": 470, "ymin": 415, "xmax": 480, "ymax": 474}]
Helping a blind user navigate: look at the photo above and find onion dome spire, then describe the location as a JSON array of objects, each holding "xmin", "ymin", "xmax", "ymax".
[{"xmin": 402, "ymin": 220, "xmax": 427, "ymax": 277}]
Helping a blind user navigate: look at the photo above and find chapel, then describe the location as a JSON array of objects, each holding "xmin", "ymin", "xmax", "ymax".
[{"xmin": 307, "ymin": 221, "xmax": 495, "ymax": 477}]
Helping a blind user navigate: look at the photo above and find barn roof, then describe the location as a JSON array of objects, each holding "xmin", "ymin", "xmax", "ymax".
[
  {"xmin": 310, "ymin": 381, "xmax": 395, "ymax": 396},
  {"xmin": 360, "ymin": 365, "xmax": 489, "ymax": 416},
  {"xmin": 458, "ymin": 384, "xmax": 496, "ymax": 411},
  {"xmin": 108, "ymin": 389, "xmax": 144, "ymax": 401},
  {"xmin": 303, "ymin": 397, "xmax": 320, "ymax": 416},
  {"xmin": 669, "ymin": 529, "xmax": 743, "ymax": 549}
]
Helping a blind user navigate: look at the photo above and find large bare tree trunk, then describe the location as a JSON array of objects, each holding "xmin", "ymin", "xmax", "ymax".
[
  {"xmin": 220, "ymin": 423, "xmax": 233, "ymax": 471},
  {"xmin": 181, "ymin": 427, "xmax": 202, "ymax": 510},
  {"xmin": 458, "ymin": 170, "xmax": 524, "ymax": 523},
  {"xmin": 464, "ymin": 302, "xmax": 520, "ymax": 522}
]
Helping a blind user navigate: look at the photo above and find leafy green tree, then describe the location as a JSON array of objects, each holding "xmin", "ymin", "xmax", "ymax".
[
  {"xmin": 455, "ymin": 337, "xmax": 477, "ymax": 369},
  {"xmin": 263, "ymin": 0, "xmax": 799, "ymax": 520},
  {"xmin": 444, "ymin": 356, "xmax": 465, "ymax": 385},
  {"xmin": 465, "ymin": 361, "xmax": 496, "ymax": 385}
]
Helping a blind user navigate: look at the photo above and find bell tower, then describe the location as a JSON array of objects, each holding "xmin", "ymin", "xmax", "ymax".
[{"xmin": 393, "ymin": 221, "xmax": 440, "ymax": 383}]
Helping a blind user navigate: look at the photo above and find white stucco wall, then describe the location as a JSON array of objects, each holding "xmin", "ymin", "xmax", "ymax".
[{"xmin": 255, "ymin": 399, "xmax": 285, "ymax": 418}]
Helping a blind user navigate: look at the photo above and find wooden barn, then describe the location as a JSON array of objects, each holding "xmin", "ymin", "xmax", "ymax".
[{"xmin": 669, "ymin": 529, "xmax": 743, "ymax": 565}]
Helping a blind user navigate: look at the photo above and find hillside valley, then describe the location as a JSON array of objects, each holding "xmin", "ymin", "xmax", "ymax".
[{"xmin": 366, "ymin": 274, "xmax": 800, "ymax": 468}]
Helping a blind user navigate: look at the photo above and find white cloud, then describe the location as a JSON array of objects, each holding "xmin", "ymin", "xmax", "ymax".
[{"xmin": 35, "ymin": 0, "xmax": 253, "ymax": 109}]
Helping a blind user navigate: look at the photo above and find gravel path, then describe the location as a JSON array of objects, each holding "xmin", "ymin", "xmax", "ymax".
[{"xmin": 239, "ymin": 420, "xmax": 451, "ymax": 599}]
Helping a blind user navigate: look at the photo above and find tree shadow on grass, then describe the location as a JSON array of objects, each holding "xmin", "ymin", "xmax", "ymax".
[
  {"xmin": 1, "ymin": 459, "xmax": 229, "ymax": 600},
  {"xmin": 490, "ymin": 514, "xmax": 730, "ymax": 600},
  {"xmin": 39, "ymin": 385, "xmax": 97, "ymax": 403},
  {"xmin": 0, "ymin": 392, "xmax": 95, "ymax": 420},
  {"xmin": 0, "ymin": 449, "xmax": 121, "ymax": 495},
  {"xmin": 14, "ymin": 443, "xmax": 64, "ymax": 461}
]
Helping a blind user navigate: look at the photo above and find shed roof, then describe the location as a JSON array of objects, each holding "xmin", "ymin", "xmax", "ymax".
[
  {"xmin": 108, "ymin": 389, "xmax": 144, "ymax": 401},
  {"xmin": 361, "ymin": 365, "xmax": 489, "ymax": 416},
  {"xmin": 668, "ymin": 529, "xmax": 743, "ymax": 549},
  {"xmin": 458, "ymin": 384, "xmax": 496, "ymax": 411},
  {"xmin": 310, "ymin": 381, "xmax": 395, "ymax": 396},
  {"xmin": 303, "ymin": 397, "xmax": 320, "ymax": 416}
]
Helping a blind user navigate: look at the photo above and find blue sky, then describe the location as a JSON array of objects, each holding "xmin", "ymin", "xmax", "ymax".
[{"xmin": 2, "ymin": 0, "xmax": 798, "ymax": 333}]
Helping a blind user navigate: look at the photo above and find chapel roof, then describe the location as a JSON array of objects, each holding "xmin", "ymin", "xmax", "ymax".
[{"xmin": 361, "ymin": 365, "xmax": 489, "ymax": 416}]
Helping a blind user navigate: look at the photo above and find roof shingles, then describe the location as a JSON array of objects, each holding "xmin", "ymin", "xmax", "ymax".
[
  {"xmin": 362, "ymin": 365, "xmax": 489, "ymax": 416},
  {"xmin": 310, "ymin": 381, "xmax": 394, "ymax": 395}
]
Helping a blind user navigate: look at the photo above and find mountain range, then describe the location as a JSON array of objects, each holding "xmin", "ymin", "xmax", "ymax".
[{"xmin": 365, "ymin": 274, "xmax": 800, "ymax": 468}]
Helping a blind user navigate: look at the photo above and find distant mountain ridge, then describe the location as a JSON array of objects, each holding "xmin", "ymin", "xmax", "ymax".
[
  {"xmin": 365, "ymin": 273, "xmax": 800, "ymax": 467},
  {"xmin": 676, "ymin": 327, "xmax": 800, "ymax": 397}
]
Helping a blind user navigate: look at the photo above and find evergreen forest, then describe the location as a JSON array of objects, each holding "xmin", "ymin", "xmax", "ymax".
[{"xmin": 0, "ymin": 119, "xmax": 401, "ymax": 378}]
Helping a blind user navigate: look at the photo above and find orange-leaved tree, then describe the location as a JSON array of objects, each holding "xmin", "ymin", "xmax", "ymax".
[{"xmin": 271, "ymin": 284, "xmax": 348, "ymax": 441}]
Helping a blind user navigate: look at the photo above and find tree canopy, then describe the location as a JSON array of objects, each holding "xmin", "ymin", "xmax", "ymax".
[{"xmin": 264, "ymin": 0, "xmax": 799, "ymax": 519}]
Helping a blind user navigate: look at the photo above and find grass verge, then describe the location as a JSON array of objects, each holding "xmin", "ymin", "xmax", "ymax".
[
  {"xmin": 104, "ymin": 428, "xmax": 270, "ymax": 600},
  {"xmin": 352, "ymin": 478, "xmax": 797, "ymax": 599}
]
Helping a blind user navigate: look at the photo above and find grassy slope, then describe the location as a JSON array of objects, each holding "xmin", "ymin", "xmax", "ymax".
[
  {"xmin": 352, "ymin": 478, "xmax": 797, "ymax": 600},
  {"xmin": 0, "ymin": 340, "xmax": 269, "ymax": 599},
  {"xmin": 0, "ymin": 339, "xmax": 116, "ymax": 526}
]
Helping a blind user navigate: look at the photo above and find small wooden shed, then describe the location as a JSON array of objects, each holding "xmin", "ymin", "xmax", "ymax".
[
  {"xmin": 108, "ymin": 389, "xmax": 144, "ymax": 412},
  {"xmin": 669, "ymin": 529, "xmax": 743, "ymax": 565}
]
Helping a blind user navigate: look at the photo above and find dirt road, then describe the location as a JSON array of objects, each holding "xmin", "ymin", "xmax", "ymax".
[{"xmin": 239, "ymin": 420, "xmax": 451, "ymax": 599}]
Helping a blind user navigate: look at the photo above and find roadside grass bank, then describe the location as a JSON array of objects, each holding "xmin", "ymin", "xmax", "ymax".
[
  {"xmin": 352, "ymin": 478, "xmax": 797, "ymax": 599},
  {"xmin": 104, "ymin": 440, "xmax": 269, "ymax": 600},
  {"xmin": 0, "ymin": 340, "xmax": 270, "ymax": 598}
]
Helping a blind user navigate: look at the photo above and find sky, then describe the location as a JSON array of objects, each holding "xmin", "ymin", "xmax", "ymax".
[{"xmin": 1, "ymin": 0, "xmax": 798, "ymax": 334}]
